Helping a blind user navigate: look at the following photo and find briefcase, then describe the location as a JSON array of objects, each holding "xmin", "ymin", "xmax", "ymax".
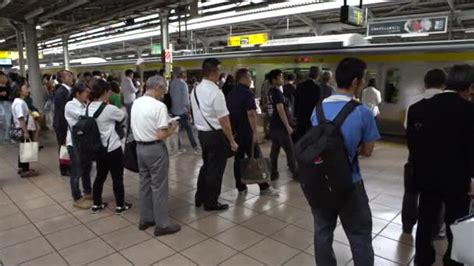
[{"xmin": 240, "ymin": 144, "xmax": 271, "ymax": 184}]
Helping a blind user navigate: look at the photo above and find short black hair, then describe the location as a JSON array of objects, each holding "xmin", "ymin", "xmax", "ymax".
[
  {"xmin": 71, "ymin": 82, "xmax": 88, "ymax": 99},
  {"xmin": 202, "ymin": 58, "xmax": 221, "ymax": 77},
  {"xmin": 125, "ymin": 69, "xmax": 134, "ymax": 76},
  {"xmin": 13, "ymin": 76, "xmax": 28, "ymax": 98},
  {"xmin": 268, "ymin": 69, "xmax": 283, "ymax": 85},
  {"xmin": 92, "ymin": 70, "xmax": 102, "ymax": 77},
  {"xmin": 89, "ymin": 78, "xmax": 111, "ymax": 100},
  {"xmin": 286, "ymin": 73, "xmax": 295, "ymax": 81},
  {"xmin": 235, "ymin": 68, "xmax": 250, "ymax": 83},
  {"xmin": 423, "ymin": 69, "xmax": 445, "ymax": 89},
  {"xmin": 446, "ymin": 64, "xmax": 474, "ymax": 92},
  {"xmin": 308, "ymin": 66, "xmax": 320, "ymax": 79},
  {"xmin": 109, "ymin": 81, "xmax": 121, "ymax": 94},
  {"xmin": 335, "ymin": 57, "xmax": 367, "ymax": 89},
  {"xmin": 83, "ymin": 72, "xmax": 92, "ymax": 78},
  {"xmin": 368, "ymin": 78, "xmax": 376, "ymax": 88}
]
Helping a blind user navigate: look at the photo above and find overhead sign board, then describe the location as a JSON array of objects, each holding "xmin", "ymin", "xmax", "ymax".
[
  {"xmin": 227, "ymin": 33, "xmax": 268, "ymax": 47},
  {"xmin": 340, "ymin": 5, "xmax": 365, "ymax": 27},
  {"xmin": 0, "ymin": 58, "xmax": 12, "ymax": 65},
  {"xmin": 367, "ymin": 17, "xmax": 448, "ymax": 37},
  {"xmin": 151, "ymin": 44, "xmax": 162, "ymax": 55},
  {"xmin": 0, "ymin": 50, "xmax": 44, "ymax": 60}
]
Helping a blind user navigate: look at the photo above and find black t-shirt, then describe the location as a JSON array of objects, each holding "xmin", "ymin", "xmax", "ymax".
[
  {"xmin": 269, "ymin": 87, "xmax": 290, "ymax": 131},
  {"xmin": 226, "ymin": 84, "xmax": 257, "ymax": 138}
]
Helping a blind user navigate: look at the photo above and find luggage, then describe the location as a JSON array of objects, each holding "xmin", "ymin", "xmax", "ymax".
[
  {"xmin": 240, "ymin": 144, "xmax": 271, "ymax": 184},
  {"xmin": 19, "ymin": 139, "xmax": 38, "ymax": 163},
  {"xmin": 450, "ymin": 200, "xmax": 474, "ymax": 265},
  {"xmin": 295, "ymin": 100, "xmax": 360, "ymax": 209},
  {"xmin": 72, "ymin": 103, "xmax": 107, "ymax": 163}
]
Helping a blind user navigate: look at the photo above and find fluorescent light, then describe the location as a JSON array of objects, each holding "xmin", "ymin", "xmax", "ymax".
[
  {"xmin": 70, "ymin": 57, "xmax": 107, "ymax": 64},
  {"xmin": 127, "ymin": 54, "xmax": 135, "ymax": 58},
  {"xmin": 465, "ymin": 29, "xmax": 474, "ymax": 33},
  {"xmin": 105, "ymin": 57, "xmax": 112, "ymax": 60},
  {"xmin": 400, "ymin": 33, "xmax": 430, "ymax": 38},
  {"xmin": 0, "ymin": 39, "xmax": 5, "ymax": 43},
  {"xmin": 141, "ymin": 53, "xmax": 149, "ymax": 57}
]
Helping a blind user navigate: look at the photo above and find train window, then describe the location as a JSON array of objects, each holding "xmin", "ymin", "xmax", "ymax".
[{"xmin": 384, "ymin": 68, "xmax": 400, "ymax": 103}]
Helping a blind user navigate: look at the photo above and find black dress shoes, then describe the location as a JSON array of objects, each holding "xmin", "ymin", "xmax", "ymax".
[
  {"xmin": 154, "ymin": 224, "xmax": 181, "ymax": 236},
  {"xmin": 204, "ymin": 202, "xmax": 229, "ymax": 211},
  {"xmin": 138, "ymin": 221, "xmax": 155, "ymax": 231},
  {"xmin": 195, "ymin": 198, "xmax": 202, "ymax": 207}
]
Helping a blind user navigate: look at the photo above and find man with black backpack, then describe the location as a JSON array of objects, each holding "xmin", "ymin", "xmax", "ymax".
[{"xmin": 297, "ymin": 57, "xmax": 380, "ymax": 266}]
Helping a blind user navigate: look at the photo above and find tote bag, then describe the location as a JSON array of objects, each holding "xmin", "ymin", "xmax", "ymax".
[
  {"xmin": 240, "ymin": 144, "xmax": 271, "ymax": 184},
  {"xmin": 19, "ymin": 140, "xmax": 39, "ymax": 163},
  {"xmin": 59, "ymin": 145, "xmax": 70, "ymax": 165},
  {"xmin": 450, "ymin": 200, "xmax": 474, "ymax": 265}
]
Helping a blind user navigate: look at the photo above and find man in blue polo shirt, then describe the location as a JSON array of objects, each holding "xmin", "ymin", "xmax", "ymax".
[{"xmin": 310, "ymin": 57, "xmax": 380, "ymax": 266}]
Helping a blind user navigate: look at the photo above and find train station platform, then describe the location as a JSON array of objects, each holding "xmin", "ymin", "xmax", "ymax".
[{"xmin": 0, "ymin": 132, "xmax": 447, "ymax": 266}]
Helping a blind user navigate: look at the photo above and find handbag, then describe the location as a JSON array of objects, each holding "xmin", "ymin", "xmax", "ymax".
[
  {"xmin": 123, "ymin": 111, "xmax": 139, "ymax": 173},
  {"xmin": 9, "ymin": 115, "xmax": 27, "ymax": 141},
  {"xmin": 450, "ymin": 200, "xmax": 474, "ymax": 265},
  {"xmin": 193, "ymin": 87, "xmax": 234, "ymax": 158},
  {"xmin": 19, "ymin": 139, "xmax": 39, "ymax": 163},
  {"xmin": 59, "ymin": 145, "xmax": 70, "ymax": 165},
  {"xmin": 240, "ymin": 143, "xmax": 271, "ymax": 184}
]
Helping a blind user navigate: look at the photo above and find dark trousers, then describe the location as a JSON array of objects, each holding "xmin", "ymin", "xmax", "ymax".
[
  {"xmin": 196, "ymin": 130, "xmax": 228, "ymax": 207},
  {"xmin": 415, "ymin": 191, "xmax": 470, "ymax": 266},
  {"xmin": 93, "ymin": 148, "xmax": 125, "ymax": 207},
  {"xmin": 18, "ymin": 131, "xmax": 34, "ymax": 172},
  {"xmin": 234, "ymin": 136, "xmax": 270, "ymax": 192},
  {"xmin": 270, "ymin": 129, "xmax": 297, "ymax": 176},
  {"xmin": 55, "ymin": 132, "xmax": 70, "ymax": 174},
  {"xmin": 402, "ymin": 159, "xmax": 444, "ymax": 234},
  {"xmin": 311, "ymin": 181, "xmax": 374, "ymax": 266},
  {"xmin": 177, "ymin": 113, "xmax": 197, "ymax": 149},
  {"xmin": 67, "ymin": 146, "xmax": 92, "ymax": 201}
]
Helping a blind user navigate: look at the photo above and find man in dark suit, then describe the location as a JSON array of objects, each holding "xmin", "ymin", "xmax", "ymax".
[
  {"xmin": 53, "ymin": 70, "xmax": 74, "ymax": 176},
  {"xmin": 294, "ymin": 66, "xmax": 321, "ymax": 142},
  {"xmin": 407, "ymin": 64, "xmax": 474, "ymax": 266}
]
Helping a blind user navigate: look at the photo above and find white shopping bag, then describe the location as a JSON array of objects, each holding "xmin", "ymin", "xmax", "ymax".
[
  {"xmin": 19, "ymin": 140, "xmax": 39, "ymax": 163},
  {"xmin": 59, "ymin": 145, "xmax": 70, "ymax": 161},
  {"xmin": 450, "ymin": 201, "xmax": 474, "ymax": 265}
]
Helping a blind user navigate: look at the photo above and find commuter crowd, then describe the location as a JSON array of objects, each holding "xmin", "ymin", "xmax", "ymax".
[{"xmin": 0, "ymin": 56, "xmax": 472, "ymax": 265}]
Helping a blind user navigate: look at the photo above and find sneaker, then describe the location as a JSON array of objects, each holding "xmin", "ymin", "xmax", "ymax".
[
  {"xmin": 154, "ymin": 224, "xmax": 181, "ymax": 236},
  {"xmin": 19, "ymin": 170, "xmax": 37, "ymax": 178},
  {"xmin": 193, "ymin": 147, "xmax": 201, "ymax": 155},
  {"xmin": 238, "ymin": 188, "xmax": 248, "ymax": 195},
  {"xmin": 83, "ymin": 193, "xmax": 93, "ymax": 200},
  {"xmin": 260, "ymin": 187, "xmax": 280, "ymax": 197},
  {"xmin": 115, "ymin": 203, "xmax": 132, "ymax": 214},
  {"xmin": 73, "ymin": 197, "xmax": 91, "ymax": 209},
  {"xmin": 91, "ymin": 202, "xmax": 108, "ymax": 214}
]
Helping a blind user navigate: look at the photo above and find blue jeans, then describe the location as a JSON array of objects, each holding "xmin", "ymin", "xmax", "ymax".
[
  {"xmin": 311, "ymin": 181, "xmax": 374, "ymax": 266},
  {"xmin": 1, "ymin": 101, "xmax": 12, "ymax": 140},
  {"xmin": 67, "ymin": 146, "xmax": 92, "ymax": 201},
  {"xmin": 177, "ymin": 113, "xmax": 197, "ymax": 149}
]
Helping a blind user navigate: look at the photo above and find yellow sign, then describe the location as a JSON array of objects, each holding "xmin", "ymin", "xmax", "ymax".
[
  {"xmin": 227, "ymin": 33, "xmax": 268, "ymax": 47},
  {"xmin": 0, "ymin": 51, "xmax": 44, "ymax": 60}
]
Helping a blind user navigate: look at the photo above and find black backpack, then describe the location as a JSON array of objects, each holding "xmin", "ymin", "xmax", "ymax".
[
  {"xmin": 295, "ymin": 100, "xmax": 360, "ymax": 209},
  {"xmin": 72, "ymin": 103, "xmax": 107, "ymax": 163}
]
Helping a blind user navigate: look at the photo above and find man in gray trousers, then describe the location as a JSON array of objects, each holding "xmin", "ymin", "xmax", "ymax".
[{"xmin": 131, "ymin": 75, "xmax": 180, "ymax": 237}]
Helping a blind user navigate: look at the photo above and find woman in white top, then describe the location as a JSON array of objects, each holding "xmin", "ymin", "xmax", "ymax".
[
  {"xmin": 65, "ymin": 83, "xmax": 92, "ymax": 209},
  {"xmin": 87, "ymin": 79, "xmax": 131, "ymax": 214},
  {"xmin": 11, "ymin": 77, "xmax": 37, "ymax": 178},
  {"xmin": 361, "ymin": 78, "xmax": 382, "ymax": 118}
]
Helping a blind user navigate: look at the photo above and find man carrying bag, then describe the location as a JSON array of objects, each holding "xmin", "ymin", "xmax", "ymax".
[{"xmin": 227, "ymin": 68, "xmax": 278, "ymax": 196}]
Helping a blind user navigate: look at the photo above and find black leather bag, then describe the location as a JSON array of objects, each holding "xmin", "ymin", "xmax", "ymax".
[{"xmin": 240, "ymin": 144, "xmax": 271, "ymax": 184}]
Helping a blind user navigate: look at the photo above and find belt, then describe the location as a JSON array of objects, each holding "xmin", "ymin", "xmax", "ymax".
[{"xmin": 136, "ymin": 140, "xmax": 162, "ymax": 145}]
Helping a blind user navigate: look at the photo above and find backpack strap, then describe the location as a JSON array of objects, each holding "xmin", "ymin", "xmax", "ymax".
[
  {"xmin": 315, "ymin": 101, "xmax": 326, "ymax": 124},
  {"xmin": 91, "ymin": 102, "xmax": 107, "ymax": 119},
  {"xmin": 333, "ymin": 100, "xmax": 361, "ymax": 128},
  {"xmin": 193, "ymin": 87, "xmax": 216, "ymax": 131}
]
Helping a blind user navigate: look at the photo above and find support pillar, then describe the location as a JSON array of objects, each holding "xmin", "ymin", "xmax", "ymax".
[
  {"xmin": 159, "ymin": 8, "xmax": 171, "ymax": 79},
  {"xmin": 62, "ymin": 34, "xmax": 70, "ymax": 70},
  {"xmin": 14, "ymin": 26, "xmax": 26, "ymax": 76},
  {"xmin": 23, "ymin": 20, "xmax": 44, "ymax": 111}
]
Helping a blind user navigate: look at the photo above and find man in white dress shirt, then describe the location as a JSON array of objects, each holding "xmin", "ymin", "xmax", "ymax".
[
  {"xmin": 191, "ymin": 58, "xmax": 238, "ymax": 211},
  {"xmin": 121, "ymin": 69, "xmax": 138, "ymax": 116},
  {"xmin": 131, "ymin": 75, "xmax": 181, "ymax": 236}
]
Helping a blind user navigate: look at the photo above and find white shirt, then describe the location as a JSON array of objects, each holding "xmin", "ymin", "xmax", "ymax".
[
  {"xmin": 83, "ymin": 101, "xmax": 126, "ymax": 152},
  {"xmin": 191, "ymin": 79, "xmax": 229, "ymax": 131},
  {"xmin": 404, "ymin": 88, "xmax": 442, "ymax": 128},
  {"xmin": 11, "ymin": 98, "xmax": 29, "ymax": 129},
  {"xmin": 131, "ymin": 95, "xmax": 169, "ymax": 142},
  {"xmin": 65, "ymin": 98, "xmax": 85, "ymax": 147},
  {"xmin": 361, "ymin": 86, "xmax": 382, "ymax": 117},
  {"xmin": 121, "ymin": 76, "xmax": 138, "ymax": 104}
]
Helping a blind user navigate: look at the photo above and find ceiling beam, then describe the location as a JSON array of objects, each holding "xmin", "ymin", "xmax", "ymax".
[{"xmin": 294, "ymin": 14, "xmax": 319, "ymax": 35}]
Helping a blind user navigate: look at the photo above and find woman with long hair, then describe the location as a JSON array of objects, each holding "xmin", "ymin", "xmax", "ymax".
[{"xmin": 87, "ymin": 79, "xmax": 131, "ymax": 214}]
